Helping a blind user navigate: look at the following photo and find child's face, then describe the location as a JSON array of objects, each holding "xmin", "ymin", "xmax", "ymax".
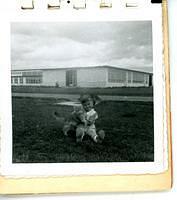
[{"xmin": 82, "ymin": 100, "xmax": 93, "ymax": 112}]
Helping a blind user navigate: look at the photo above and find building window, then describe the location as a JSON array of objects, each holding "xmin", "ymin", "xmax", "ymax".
[
  {"xmin": 145, "ymin": 75, "xmax": 148, "ymax": 84},
  {"xmin": 133, "ymin": 72, "xmax": 144, "ymax": 83},
  {"xmin": 128, "ymin": 72, "xmax": 132, "ymax": 83},
  {"xmin": 20, "ymin": 77, "xmax": 23, "ymax": 84},
  {"xmin": 14, "ymin": 78, "xmax": 18, "ymax": 84},
  {"xmin": 108, "ymin": 69, "xmax": 126, "ymax": 83},
  {"xmin": 26, "ymin": 77, "xmax": 42, "ymax": 84}
]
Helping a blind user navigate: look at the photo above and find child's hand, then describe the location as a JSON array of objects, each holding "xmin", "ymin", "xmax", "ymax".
[
  {"xmin": 87, "ymin": 119, "xmax": 95, "ymax": 126},
  {"xmin": 83, "ymin": 119, "xmax": 87, "ymax": 126},
  {"xmin": 80, "ymin": 118, "xmax": 87, "ymax": 126}
]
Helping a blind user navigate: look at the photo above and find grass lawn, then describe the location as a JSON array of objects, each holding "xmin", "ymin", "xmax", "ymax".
[
  {"xmin": 12, "ymin": 97, "xmax": 154, "ymax": 163},
  {"xmin": 12, "ymin": 85, "xmax": 153, "ymax": 96}
]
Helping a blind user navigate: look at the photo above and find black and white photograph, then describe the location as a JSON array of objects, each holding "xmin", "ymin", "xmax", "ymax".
[{"xmin": 11, "ymin": 21, "xmax": 154, "ymax": 164}]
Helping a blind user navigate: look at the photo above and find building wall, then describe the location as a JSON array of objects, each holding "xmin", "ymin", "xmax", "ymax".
[
  {"xmin": 42, "ymin": 69, "xmax": 66, "ymax": 87},
  {"xmin": 11, "ymin": 67, "xmax": 152, "ymax": 88},
  {"xmin": 43, "ymin": 68, "xmax": 107, "ymax": 87},
  {"xmin": 77, "ymin": 68, "xmax": 107, "ymax": 87}
]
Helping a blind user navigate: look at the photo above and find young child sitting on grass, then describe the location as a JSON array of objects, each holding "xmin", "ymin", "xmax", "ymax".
[{"xmin": 62, "ymin": 94, "xmax": 105, "ymax": 143}]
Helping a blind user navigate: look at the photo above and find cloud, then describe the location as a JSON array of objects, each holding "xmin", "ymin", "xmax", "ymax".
[{"xmin": 11, "ymin": 21, "xmax": 153, "ymax": 72}]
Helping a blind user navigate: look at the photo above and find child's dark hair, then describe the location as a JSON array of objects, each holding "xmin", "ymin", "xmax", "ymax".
[{"xmin": 79, "ymin": 94, "xmax": 101, "ymax": 105}]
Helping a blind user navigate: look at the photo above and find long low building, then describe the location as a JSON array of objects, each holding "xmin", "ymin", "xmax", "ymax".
[{"xmin": 11, "ymin": 66, "xmax": 153, "ymax": 88}]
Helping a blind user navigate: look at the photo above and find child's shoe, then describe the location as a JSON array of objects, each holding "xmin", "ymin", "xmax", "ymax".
[{"xmin": 95, "ymin": 130, "xmax": 105, "ymax": 143}]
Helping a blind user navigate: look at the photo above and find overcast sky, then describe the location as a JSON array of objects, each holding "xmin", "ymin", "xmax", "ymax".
[{"xmin": 11, "ymin": 21, "xmax": 153, "ymax": 72}]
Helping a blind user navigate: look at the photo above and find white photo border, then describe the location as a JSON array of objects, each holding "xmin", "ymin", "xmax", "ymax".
[{"xmin": 0, "ymin": 0, "xmax": 168, "ymax": 177}]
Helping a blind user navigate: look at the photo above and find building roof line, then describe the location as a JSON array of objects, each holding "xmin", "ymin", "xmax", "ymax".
[{"xmin": 11, "ymin": 65, "xmax": 153, "ymax": 74}]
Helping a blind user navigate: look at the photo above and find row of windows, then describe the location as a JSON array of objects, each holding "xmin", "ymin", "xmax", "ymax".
[
  {"xmin": 11, "ymin": 76, "xmax": 42, "ymax": 84},
  {"xmin": 11, "ymin": 71, "xmax": 22, "ymax": 76},
  {"xmin": 132, "ymin": 72, "xmax": 145, "ymax": 83},
  {"xmin": 22, "ymin": 71, "xmax": 42, "ymax": 77},
  {"xmin": 108, "ymin": 69, "xmax": 149, "ymax": 84},
  {"xmin": 108, "ymin": 69, "xmax": 126, "ymax": 83},
  {"xmin": 26, "ymin": 77, "xmax": 42, "ymax": 84}
]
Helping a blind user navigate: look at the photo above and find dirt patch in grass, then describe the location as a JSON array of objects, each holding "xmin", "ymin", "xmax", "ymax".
[{"xmin": 12, "ymin": 97, "xmax": 154, "ymax": 163}]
